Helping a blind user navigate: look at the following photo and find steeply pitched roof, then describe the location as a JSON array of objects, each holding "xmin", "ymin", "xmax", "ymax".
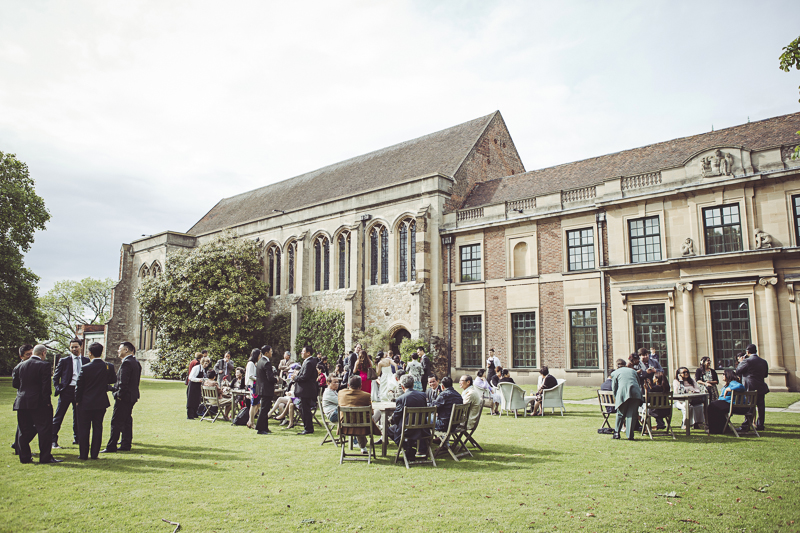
[
  {"xmin": 463, "ymin": 112, "xmax": 800, "ymax": 209},
  {"xmin": 188, "ymin": 112, "xmax": 500, "ymax": 235}
]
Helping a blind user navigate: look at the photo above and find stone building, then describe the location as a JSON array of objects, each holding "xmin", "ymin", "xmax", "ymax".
[{"xmin": 105, "ymin": 110, "xmax": 800, "ymax": 391}]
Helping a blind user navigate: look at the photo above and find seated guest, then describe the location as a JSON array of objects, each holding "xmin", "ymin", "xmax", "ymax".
[
  {"xmin": 278, "ymin": 351, "xmax": 292, "ymax": 379},
  {"xmin": 384, "ymin": 369, "xmax": 405, "ymax": 401},
  {"xmin": 272, "ymin": 386, "xmax": 300, "ymax": 429},
  {"xmin": 628, "ymin": 352, "xmax": 643, "ymax": 383},
  {"xmin": 229, "ymin": 367, "xmax": 246, "ymax": 390},
  {"xmin": 425, "ymin": 374, "xmax": 441, "ymax": 405},
  {"xmin": 498, "ymin": 369, "xmax": 515, "ymax": 384},
  {"xmin": 490, "ymin": 366, "xmax": 502, "ymax": 388},
  {"xmin": 707, "ymin": 370, "xmax": 747, "ymax": 434},
  {"xmin": 643, "ymin": 371, "xmax": 670, "ymax": 430},
  {"xmin": 474, "ymin": 368, "xmax": 498, "ymax": 415},
  {"xmin": 202, "ymin": 370, "xmax": 233, "ymax": 419},
  {"xmin": 387, "ymin": 375, "xmax": 429, "ymax": 457},
  {"xmin": 459, "ymin": 375, "xmax": 482, "ymax": 431},
  {"xmin": 695, "ymin": 356, "xmax": 719, "ymax": 401},
  {"xmin": 673, "ymin": 366, "xmax": 705, "ymax": 429},
  {"xmin": 317, "ymin": 362, "xmax": 327, "ymax": 390},
  {"xmin": 529, "ymin": 366, "xmax": 558, "ymax": 415},
  {"xmin": 338, "ymin": 375, "xmax": 381, "ymax": 455},
  {"xmin": 433, "ymin": 377, "xmax": 463, "ymax": 431},
  {"xmin": 322, "ymin": 377, "xmax": 340, "ymax": 422},
  {"xmin": 638, "ymin": 347, "xmax": 663, "ymax": 383},
  {"xmin": 329, "ymin": 364, "xmax": 344, "ymax": 381}
]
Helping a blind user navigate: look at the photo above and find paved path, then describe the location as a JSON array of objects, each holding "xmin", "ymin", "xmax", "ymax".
[{"xmin": 565, "ymin": 398, "xmax": 800, "ymax": 413}]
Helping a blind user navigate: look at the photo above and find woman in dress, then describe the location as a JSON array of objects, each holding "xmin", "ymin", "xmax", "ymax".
[
  {"xmin": 405, "ymin": 352, "xmax": 424, "ymax": 391},
  {"xmin": 673, "ymin": 366, "xmax": 705, "ymax": 429},
  {"xmin": 695, "ymin": 356, "xmax": 719, "ymax": 401},
  {"xmin": 529, "ymin": 366, "xmax": 557, "ymax": 415},
  {"xmin": 245, "ymin": 348, "xmax": 260, "ymax": 429},
  {"xmin": 643, "ymin": 371, "xmax": 671, "ymax": 430},
  {"xmin": 376, "ymin": 351, "xmax": 397, "ymax": 400},
  {"xmin": 706, "ymin": 370, "xmax": 747, "ymax": 434},
  {"xmin": 353, "ymin": 349, "xmax": 373, "ymax": 395},
  {"xmin": 187, "ymin": 356, "xmax": 211, "ymax": 419}
]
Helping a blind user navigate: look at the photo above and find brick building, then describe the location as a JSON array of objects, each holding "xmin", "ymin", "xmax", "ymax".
[{"xmin": 106, "ymin": 111, "xmax": 800, "ymax": 391}]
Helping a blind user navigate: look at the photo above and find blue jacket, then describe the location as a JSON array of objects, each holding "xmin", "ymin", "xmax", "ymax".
[
  {"xmin": 433, "ymin": 387, "xmax": 463, "ymax": 431},
  {"xmin": 719, "ymin": 380, "xmax": 744, "ymax": 403}
]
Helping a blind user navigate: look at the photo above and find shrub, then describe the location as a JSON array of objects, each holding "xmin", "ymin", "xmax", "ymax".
[
  {"xmin": 264, "ymin": 312, "xmax": 291, "ymax": 366},
  {"xmin": 295, "ymin": 308, "xmax": 344, "ymax": 366},
  {"xmin": 399, "ymin": 337, "xmax": 429, "ymax": 363},
  {"xmin": 352, "ymin": 326, "xmax": 392, "ymax": 359}
]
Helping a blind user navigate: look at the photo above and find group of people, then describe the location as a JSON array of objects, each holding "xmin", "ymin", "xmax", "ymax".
[
  {"xmin": 11, "ymin": 338, "xmax": 142, "ymax": 463},
  {"xmin": 604, "ymin": 344, "xmax": 770, "ymax": 440}
]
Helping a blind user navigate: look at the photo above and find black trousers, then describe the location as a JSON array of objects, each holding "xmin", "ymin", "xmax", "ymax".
[
  {"xmin": 299, "ymin": 397, "xmax": 314, "ymax": 433},
  {"xmin": 17, "ymin": 407, "xmax": 53, "ymax": 463},
  {"xmin": 743, "ymin": 391, "xmax": 766, "ymax": 429},
  {"xmin": 77, "ymin": 409, "xmax": 106, "ymax": 459},
  {"xmin": 255, "ymin": 398, "xmax": 274, "ymax": 431},
  {"xmin": 52, "ymin": 386, "xmax": 78, "ymax": 444},
  {"xmin": 106, "ymin": 400, "xmax": 135, "ymax": 450}
]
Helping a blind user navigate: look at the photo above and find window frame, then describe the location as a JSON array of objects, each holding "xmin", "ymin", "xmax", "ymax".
[
  {"xmin": 566, "ymin": 227, "xmax": 595, "ymax": 272},
  {"xmin": 511, "ymin": 311, "xmax": 537, "ymax": 368},
  {"xmin": 459, "ymin": 314, "xmax": 483, "ymax": 368},
  {"xmin": 568, "ymin": 308, "xmax": 599, "ymax": 369},
  {"xmin": 792, "ymin": 194, "xmax": 800, "ymax": 246},
  {"xmin": 702, "ymin": 203, "xmax": 743, "ymax": 254},
  {"xmin": 628, "ymin": 215, "xmax": 662, "ymax": 263},
  {"xmin": 460, "ymin": 243, "xmax": 482, "ymax": 282}
]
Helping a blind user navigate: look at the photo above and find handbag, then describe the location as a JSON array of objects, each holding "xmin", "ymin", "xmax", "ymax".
[{"xmin": 367, "ymin": 367, "xmax": 378, "ymax": 381}]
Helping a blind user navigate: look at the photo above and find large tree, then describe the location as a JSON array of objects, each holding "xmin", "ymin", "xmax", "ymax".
[
  {"xmin": 39, "ymin": 277, "xmax": 115, "ymax": 356},
  {"xmin": 137, "ymin": 233, "xmax": 270, "ymax": 378},
  {"xmin": 780, "ymin": 35, "xmax": 800, "ymax": 160},
  {"xmin": 0, "ymin": 152, "xmax": 50, "ymax": 373}
]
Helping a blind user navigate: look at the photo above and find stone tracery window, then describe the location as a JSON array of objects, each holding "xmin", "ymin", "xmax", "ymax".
[
  {"xmin": 338, "ymin": 231, "xmax": 350, "ymax": 289},
  {"xmin": 370, "ymin": 224, "xmax": 389, "ymax": 285},
  {"xmin": 286, "ymin": 241, "xmax": 296, "ymax": 294},
  {"xmin": 138, "ymin": 263, "xmax": 159, "ymax": 351},
  {"xmin": 398, "ymin": 218, "xmax": 416, "ymax": 282},
  {"xmin": 314, "ymin": 235, "xmax": 330, "ymax": 291},
  {"xmin": 266, "ymin": 244, "xmax": 282, "ymax": 296}
]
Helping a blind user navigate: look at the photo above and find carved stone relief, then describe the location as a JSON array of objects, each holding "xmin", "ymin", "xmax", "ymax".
[
  {"xmin": 681, "ymin": 237, "xmax": 696, "ymax": 256},
  {"xmin": 700, "ymin": 149, "xmax": 734, "ymax": 177},
  {"xmin": 754, "ymin": 229, "xmax": 773, "ymax": 249}
]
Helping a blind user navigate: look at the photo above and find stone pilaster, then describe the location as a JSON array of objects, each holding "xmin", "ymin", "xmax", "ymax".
[
  {"xmin": 759, "ymin": 276, "xmax": 788, "ymax": 391},
  {"xmin": 676, "ymin": 282, "xmax": 696, "ymax": 368}
]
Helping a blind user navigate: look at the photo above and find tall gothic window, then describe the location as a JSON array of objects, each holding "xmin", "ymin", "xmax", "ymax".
[
  {"xmin": 138, "ymin": 263, "xmax": 158, "ymax": 351},
  {"xmin": 398, "ymin": 218, "xmax": 416, "ymax": 282},
  {"xmin": 315, "ymin": 235, "xmax": 330, "ymax": 291},
  {"xmin": 338, "ymin": 231, "xmax": 350, "ymax": 289},
  {"xmin": 370, "ymin": 224, "xmax": 389, "ymax": 285},
  {"xmin": 380, "ymin": 226, "xmax": 388, "ymax": 284},
  {"xmin": 267, "ymin": 244, "xmax": 281, "ymax": 296},
  {"xmin": 287, "ymin": 241, "xmax": 296, "ymax": 294}
]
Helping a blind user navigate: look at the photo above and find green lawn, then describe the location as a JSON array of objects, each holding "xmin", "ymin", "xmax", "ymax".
[
  {"xmin": 1, "ymin": 378, "xmax": 799, "ymax": 533},
  {"xmin": 765, "ymin": 392, "xmax": 800, "ymax": 409},
  {"xmin": 562, "ymin": 385, "xmax": 598, "ymax": 401}
]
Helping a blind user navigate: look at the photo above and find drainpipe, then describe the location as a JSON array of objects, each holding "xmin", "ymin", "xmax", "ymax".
[
  {"xmin": 441, "ymin": 235, "xmax": 454, "ymax": 373},
  {"xmin": 596, "ymin": 211, "xmax": 608, "ymax": 378},
  {"xmin": 360, "ymin": 214, "xmax": 371, "ymax": 332}
]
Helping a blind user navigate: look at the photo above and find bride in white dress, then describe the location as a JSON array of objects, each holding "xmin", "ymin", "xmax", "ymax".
[{"xmin": 376, "ymin": 351, "xmax": 397, "ymax": 401}]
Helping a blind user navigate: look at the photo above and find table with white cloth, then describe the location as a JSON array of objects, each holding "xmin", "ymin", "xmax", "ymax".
[
  {"xmin": 230, "ymin": 389, "xmax": 249, "ymax": 418},
  {"xmin": 671, "ymin": 392, "xmax": 709, "ymax": 436},
  {"xmin": 372, "ymin": 401, "xmax": 396, "ymax": 457}
]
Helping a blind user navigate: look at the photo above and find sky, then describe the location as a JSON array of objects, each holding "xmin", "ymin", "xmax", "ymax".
[{"xmin": 1, "ymin": 0, "xmax": 798, "ymax": 294}]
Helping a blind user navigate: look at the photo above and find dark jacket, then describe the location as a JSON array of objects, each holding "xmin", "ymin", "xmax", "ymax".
[
  {"xmin": 76, "ymin": 359, "xmax": 116, "ymax": 410},
  {"xmin": 255, "ymin": 356, "xmax": 277, "ymax": 400},
  {"xmin": 425, "ymin": 385, "xmax": 441, "ymax": 406},
  {"xmin": 214, "ymin": 359, "xmax": 235, "ymax": 381},
  {"xmin": 539, "ymin": 374, "xmax": 558, "ymax": 392},
  {"xmin": 390, "ymin": 389, "xmax": 430, "ymax": 443},
  {"xmin": 421, "ymin": 354, "xmax": 432, "ymax": 379},
  {"xmin": 293, "ymin": 356, "xmax": 319, "ymax": 399},
  {"xmin": 114, "ymin": 356, "xmax": 142, "ymax": 404},
  {"xmin": 695, "ymin": 367, "xmax": 718, "ymax": 385},
  {"xmin": 735, "ymin": 354, "xmax": 770, "ymax": 394},
  {"xmin": 12, "ymin": 356, "xmax": 52, "ymax": 410},
  {"xmin": 433, "ymin": 386, "xmax": 464, "ymax": 431},
  {"xmin": 53, "ymin": 355, "xmax": 90, "ymax": 396},
  {"xmin": 611, "ymin": 367, "xmax": 642, "ymax": 408}
]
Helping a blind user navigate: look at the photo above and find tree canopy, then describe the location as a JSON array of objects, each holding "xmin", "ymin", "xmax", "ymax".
[
  {"xmin": 780, "ymin": 35, "xmax": 800, "ymax": 160},
  {"xmin": 0, "ymin": 152, "xmax": 50, "ymax": 373}
]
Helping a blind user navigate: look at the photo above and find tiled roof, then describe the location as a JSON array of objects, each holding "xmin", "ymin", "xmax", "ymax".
[
  {"xmin": 187, "ymin": 112, "xmax": 500, "ymax": 235},
  {"xmin": 463, "ymin": 112, "xmax": 800, "ymax": 209}
]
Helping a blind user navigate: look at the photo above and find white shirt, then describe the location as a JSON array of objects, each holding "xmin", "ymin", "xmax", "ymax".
[
  {"xmin": 189, "ymin": 365, "xmax": 205, "ymax": 383},
  {"xmin": 486, "ymin": 356, "xmax": 501, "ymax": 368},
  {"xmin": 70, "ymin": 355, "xmax": 82, "ymax": 386},
  {"xmin": 245, "ymin": 361, "xmax": 257, "ymax": 387}
]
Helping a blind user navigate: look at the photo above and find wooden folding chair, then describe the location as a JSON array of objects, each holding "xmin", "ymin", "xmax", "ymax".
[
  {"xmin": 461, "ymin": 399, "xmax": 484, "ymax": 452},
  {"xmin": 337, "ymin": 406, "xmax": 376, "ymax": 464},
  {"xmin": 597, "ymin": 390, "xmax": 615, "ymax": 431},
  {"xmin": 318, "ymin": 389, "xmax": 338, "ymax": 447},
  {"xmin": 724, "ymin": 390, "xmax": 760, "ymax": 437},
  {"xmin": 639, "ymin": 391, "xmax": 674, "ymax": 440},
  {"xmin": 394, "ymin": 406, "xmax": 437, "ymax": 469},
  {"xmin": 200, "ymin": 386, "xmax": 229, "ymax": 423},
  {"xmin": 434, "ymin": 403, "xmax": 472, "ymax": 461}
]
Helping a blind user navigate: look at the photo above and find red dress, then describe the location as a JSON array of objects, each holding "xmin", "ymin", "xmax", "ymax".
[{"xmin": 358, "ymin": 371, "xmax": 372, "ymax": 393}]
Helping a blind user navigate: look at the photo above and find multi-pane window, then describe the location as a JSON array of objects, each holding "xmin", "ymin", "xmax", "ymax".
[
  {"xmin": 138, "ymin": 263, "xmax": 158, "ymax": 351},
  {"xmin": 398, "ymin": 218, "xmax": 417, "ymax": 282},
  {"xmin": 460, "ymin": 315, "xmax": 482, "ymax": 367},
  {"xmin": 287, "ymin": 241, "xmax": 295, "ymax": 294},
  {"xmin": 511, "ymin": 312, "xmax": 537, "ymax": 368},
  {"xmin": 370, "ymin": 225, "xmax": 389, "ymax": 285},
  {"xmin": 314, "ymin": 236, "xmax": 330, "ymax": 291},
  {"xmin": 629, "ymin": 216, "xmax": 662, "ymax": 263},
  {"xmin": 569, "ymin": 309, "xmax": 598, "ymax": 368},
  {"xmin": 567, "ymin": 228, "xmax": 595, "ymax": 271},
  {"xmin": 460, "ymin": 244, "xmax": 481, "ymax": 282},
  {"xmin": 338, "ymin": 232, "xmax": 350, "ymax": 289},
  {"xmin": 633, "ymin": 304, "xmax": 668, "ymax": 376},
  {"xmin": 793, "ymin": 195, "xmax": 800, "ymax": 245},
  {"xmin": 703, "ymin": 204, "xmax": 742, "ymax": 254},
  {"xmin": 267, "ymin": 245, "xmax": 281, "ymax": 296},
  {"xmin": 711, "ymin": 299, "xmax": 751, "ymax": 369}
]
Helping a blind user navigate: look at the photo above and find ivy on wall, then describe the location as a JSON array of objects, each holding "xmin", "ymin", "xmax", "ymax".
[{"xmin": 295, "ymin": 308, "xmax": 345, "ymax": 366}]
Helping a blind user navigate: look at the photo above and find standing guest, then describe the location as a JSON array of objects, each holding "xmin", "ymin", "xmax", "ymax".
[
  {"xmin": 425, "ymin": 375, "xmax": 442, "ymax": 405},
  {"xmin": 278, "ymin": 351, "xmax": 292, "ymax": 379},
  {"xmin": 406, "ymin": 352, "xmax": 424, "ymax": 391},
  {"xmin": 187, "ymin": 356, "xmax": 210, "ymax": 419},
  {"xmin": 322, "ymin": 377, "xmax": 340, "ymax": 422},
  {"xmin": 186, "ymin": 352, "xmax": 202, "ymax": 385},
  {"xmin": 486, "ymin": 349, "xmax": 501, "ymax": 378},
  {"xmin": 418, "ymin": 347, "xmax": 433, "ymax": 392},
  {"xmin": 255, "ymin": 345, "xmax": 277, "ymax": 435},
  {"xmin": 214, "ymin": 352, "xmax": 235, "ymax": 385},
  {"xmin": 387, "ymin": 375, "xmax": 429, "ymax": 458},
  {"xmin": 13, "ymin": 344, "xmax": 61, "ymax": 464},
  {"xmin": 245, "ymin": 349, "xmax": 260, "ymax": 429},
  {"xmin": 459, "ymin": 375, "xmax": 482, "ymax": 431},
  {"xmin": 102, "ymin": 342, "xmax": 141, "ymax": 453},
  {"xmin": 75, "ymin": 343, "xmax": 116, "ymax": 460},
  {"xmin": 393, "ymin": 354, "xmax": 404, "ymax": 371},
  {"xmin": 294, "ymin": 345, "xmax": 319, "ymax": 435},
  {"xmin": 628, "ymin": 352, "xmax": 644, "ymax": 383},
  {"xmin": 353, "ymin": 350, "xmax": 373, "ymax": 395},
  {"xmin": 611, "ymin": 358, "xmax": 642, "ymax": 440},
  {"xmin": 695, "ymin": 356, "xmax": 719, "ymax": 401},
  {"xmin": 51, "ymin": 338, "xmax": 90, "ymax": 449},
  {"xmin": 432, "ymin": 377, "xmax": 463, "ymax": 431},
  {"xmin": 11, "ymin": 344, "xmax": 34, "ymax": 456},
  {"xmin": 673, "ymin": 367, "xmax": 705, "ymax": 430},
  {"xmin": 638, "ymin": 347, "xmax": 663, "ymax": 382},
  {"xmin": 498, "ymin": 369, "xmax": 515, "ymax": 384},
  {"xmin": 529, "ymin": 366, "xmax": 558, "ymax": 416},
  {"xmin": 376, "ymin": 351, "xmax": 396, "ymax": 401},
  {"xmin": 338, "ymin": 375, "xmax": 381, "ymax": 454},
  {"xmin": 736, "ymin": 344, "xmax": 769, "ymax": 432},
  {"xmin": 707, "ymin": 370, "xmax": 748, "ymax": 434}
]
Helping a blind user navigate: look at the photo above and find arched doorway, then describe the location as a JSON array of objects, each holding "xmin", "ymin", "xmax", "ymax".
[{"xmin": 391, "ymin": 328, "xmax": 411, "ymax": 355}]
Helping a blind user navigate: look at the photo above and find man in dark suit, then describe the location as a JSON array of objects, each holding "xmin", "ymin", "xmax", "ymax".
[
  {"xmin": 293, "ymin": 345, "xmax": 319, "ymax": 435},
  {"xmin": 425, "ymin": 374, "xmax": 442, "ymax": 405},
  {"xmin": 12, "ymin": 344, "xmax": 61, "ymax": 464},
  {"xmin": 736, "ymin": 344, "xmax": 769, "ymax": 431},
  {"xmin": 51, "ymin": 338, "xmax": 90, "ymax": 448},
  {"xmin": 388, "ymin": 375, "xmax": 430, "ymax": 457},
  {"xmin": 75, "ymin": 342, "xmax": 117, "ymax": 459},
  {"xmin": 102, "ymin": 342, "xmax": 142, "ymax": 453},
  {"xmin": 419, "ymin": 347, "xmax": 432, "ymax": 392},
  {"xmin": 255, "ymin": 345, "xmax": 277, "ymax": 435},
  {"xmin": 432, "ymin": 376, "xmax": 464, "ymax": 431},
  {"xmin": 11, "ymin": 344, "xmax": 33, "ymax": 456}
]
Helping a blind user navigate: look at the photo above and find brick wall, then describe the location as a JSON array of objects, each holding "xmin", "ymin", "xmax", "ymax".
[
  {"xmin": 539, "ymin": 281, "xmax": 565, "ymax": 368},
  {"xmin": 484, "ymin": 226, "xmax": 505, "ymax": 280},
  {"xmin": 538, "ymin": 219, "xmax": 562, "ymax": 274},
  {"xmin": 485, "ymin": 286, "xmax": 508, "ymax": 366}
]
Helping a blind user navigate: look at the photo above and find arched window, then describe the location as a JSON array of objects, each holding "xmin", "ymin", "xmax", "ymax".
[
  {"xmin": 266, "ymin": 244, "xmax": 282, "ymax": 297},
  {"xmin": 513, "ymin": 242, "xmax": 528, "ymax": 277},
  {"xmin": 398, "ymin": 218, "xmax": 416, "ymax": 282},
  {"xmin": 286, "ymin": 241, "xmax": 296, "ymax": 294},
  {"xmin": 370, "ymin": 224, "xmax": 389, "ymax": 285},
  {"xmin": 314, "ymin": 235, "xmax": 330, "ymax": 292},
  {"xmin": 338, "ymin": 231, "xmax": 350, "ymax": 289}
]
